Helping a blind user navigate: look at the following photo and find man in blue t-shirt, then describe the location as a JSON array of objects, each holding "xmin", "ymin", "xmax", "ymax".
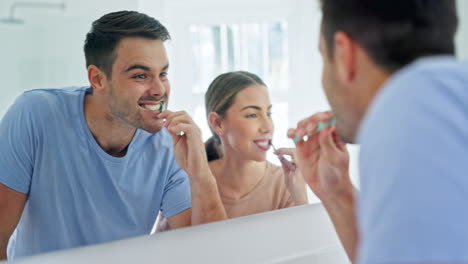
[
  {"xmin": 288, "ymin": 1, "xmax": 468, "ymax": 263},
  {"xmin": 0, "ymin": 11, "xmax": 227, "ymax": 260}
]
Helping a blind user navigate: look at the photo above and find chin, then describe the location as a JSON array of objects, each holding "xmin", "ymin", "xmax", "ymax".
[
  {"xmin": 250, "ymin": 153, "xmax": 268, "ymax": 162},
  {"xmin": 144, "ymin": 126, "xmax": 164, "ymax": 134},
  {"xmin": 142, "ymin": 120, "xmax": 165, "ymax": 134},
  {"xmin": 337, "ymin": 123, "xmax": 356, "ymax": 144}
]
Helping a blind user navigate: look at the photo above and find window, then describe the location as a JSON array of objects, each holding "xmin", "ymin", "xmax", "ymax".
[{"xmin": 190, "ymin": 21, "xmax": 288, "ymax": 93}]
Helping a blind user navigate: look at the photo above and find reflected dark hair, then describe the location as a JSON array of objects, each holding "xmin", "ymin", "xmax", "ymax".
[
  {"xmin": 204, "ymin": 71, "xmax": 266, "ymax": 161},
  {"xmin": 84, "ymin": 10, "xmax": 170, "ymax": 78},
  {"xmin": 319, "ymin": 0, "xmax": 458, "ymax": 73}
]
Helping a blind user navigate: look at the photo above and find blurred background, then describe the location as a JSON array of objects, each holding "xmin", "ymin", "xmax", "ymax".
[{"xmin": 1, "ymin": 0, "xmax": 467, "ymax": 202}]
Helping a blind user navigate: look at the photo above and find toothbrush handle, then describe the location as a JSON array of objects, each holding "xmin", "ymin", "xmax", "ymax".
[{"xmin": 278, "ymin": 155, "xmax": 296, "ymax": 171}]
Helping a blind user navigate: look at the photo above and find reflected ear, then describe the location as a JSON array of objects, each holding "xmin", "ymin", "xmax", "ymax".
[
  {"xmin": 87, "ymin": 65, "xmax": 108, "ymax": 93},
  {"xmin": 208, "ymin": 112, "xmax": 223, "ymax": 136},
  {"xmin": 334, "ymin": 31, "xmax": 356, "ymax": 83}
]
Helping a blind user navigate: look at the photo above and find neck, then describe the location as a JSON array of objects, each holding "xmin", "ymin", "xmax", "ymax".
[
  {"xmin": 360, "ymin": 68, "xmax": 390, "ymax": 115},
  {"xmin": 211, "ymin": 149, "xmax": 267, "ymax": 199},
  {"xmin": 84, "ymin": 93, "xmax": 136, "ymax": 157},
  {"xmin": 356, "ymin": 53, "xmax": 392, "ymax": 119}
]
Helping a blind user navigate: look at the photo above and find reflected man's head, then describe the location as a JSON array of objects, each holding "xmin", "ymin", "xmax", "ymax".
[
  {"xmin": 84, "ymin": 11, "xmax": 172, "ymax": 133},
  {"xmin": 84, "ymin": 11, "xmax": 170, "ymax": 79}
]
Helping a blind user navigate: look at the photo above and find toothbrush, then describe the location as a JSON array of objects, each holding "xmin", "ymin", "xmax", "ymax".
[
  {"xmin": 161, "ymin": 101, "xmax": 184, "ymax": 136},
  {"xmin": 270, "ymin": 141, "xmax": 296, "ymax": 171},
  {"xmin": 293, "ymin": 117, "xmax": 336, "ymax": 143}
]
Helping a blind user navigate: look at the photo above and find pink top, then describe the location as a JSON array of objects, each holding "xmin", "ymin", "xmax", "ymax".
[{"xmin": 220, "ymin": 162, "xmax": 299, "ymax": 218}]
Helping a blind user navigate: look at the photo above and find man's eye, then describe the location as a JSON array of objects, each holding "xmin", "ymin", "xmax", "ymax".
[
  {"xmin": 160, "ymin": 72, "xmax": 168, "ymax": 77},
  {"xmin": 267, "ymin": 112, "xmax": 272, "ymax": 117},
  {"xmin": 246, "ymin": 113, "xmax": 257, "ymax": 118},
  {"xmin": 134, "ymin": 74, "xmax": 147, "ymax": 79}
]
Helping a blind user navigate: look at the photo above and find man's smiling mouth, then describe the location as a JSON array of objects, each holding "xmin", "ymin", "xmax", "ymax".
[{"xmin": 139, "ymin": 101, "xmax": 166, "ymax": 112}]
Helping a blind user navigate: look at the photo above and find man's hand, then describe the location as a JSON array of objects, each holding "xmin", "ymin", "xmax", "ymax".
[
  {"xmin": 287, "ymin": 111, "xmax": 351, "ymax": 201},
  {"xmin": 158, "ymin": 110, "xmax": 210, "ymax": 179},
  {"xmin": 157, "ymin": 110, "xmax": 227, "ymax": 225}
]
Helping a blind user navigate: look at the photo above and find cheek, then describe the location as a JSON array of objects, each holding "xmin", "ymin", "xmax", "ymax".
[
  {"xmin": 226, "ymin": 121, "xmax": 254, "ymax": 143},
  {"xmin": 322, "ymin": 64, "xmax": 337, "ymax": 102},
  {"xmin": 321, "ymin": 69, "xmax": 330, "ymax": 97},
  {"xmin": 321, "ymin": 63, "xmax": 330, "ymax": 87},
  {"xmin": 164, "ymin": 80, "xmax": 171, "ymax": 96}
]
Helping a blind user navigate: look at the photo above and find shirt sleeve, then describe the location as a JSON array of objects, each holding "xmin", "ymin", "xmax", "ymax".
[
  {"xmin": 357, "ymin": 65, "xmax": 468, "ymax": 263},
  {"xmin": 0, "ymin": 92, "xmax": 40, "ymax": 193},
  {"xmin": 159, "ymin": 156, "xmax": 192, "ymax": 218}
]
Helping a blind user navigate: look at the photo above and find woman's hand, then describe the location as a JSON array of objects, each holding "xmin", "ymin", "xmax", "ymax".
[{"xmin": 274, "ymin": 147, "xmax": 308, "ymax": 205}]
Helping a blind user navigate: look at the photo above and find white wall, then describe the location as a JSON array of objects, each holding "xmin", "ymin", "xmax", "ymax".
[
  {"xmin": 457, "ymin": 0, "xmax": 468, "ymax": 59},
  {"xmin": 0, "ymin": 0, "xmax": 141, "ymax": 117}
]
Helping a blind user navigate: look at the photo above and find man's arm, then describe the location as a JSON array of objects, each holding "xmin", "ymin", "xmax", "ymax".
[
  {"xmin": 320, "ymin": 186, "xmax": 358, "ymax": 263},
  {"xmin": 163, "ymin": 209, "xmax": 191, "ymax": 229},
  {"xmin": 288, "ymin": 111, "xmax": 358, "ymax": 263},
  {"xmin": 158, "ymin": 110, "xmax": 227, "ymax": 228},
  {"xmin": 187, "ymin": 170, "xmax": 226, "ymax": 225},
  {"xmin": 0, "ymin": 184, "xmax": 27, "ymax": 260},
  {"xmin": 164, "ymin": 170, "xmax": 226, "ymax": 228}
]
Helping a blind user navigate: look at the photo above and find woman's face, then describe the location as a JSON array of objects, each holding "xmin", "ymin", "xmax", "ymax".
[{"xmin": 220, "ymin": 84, "xmax": 274, "ymax": 161}]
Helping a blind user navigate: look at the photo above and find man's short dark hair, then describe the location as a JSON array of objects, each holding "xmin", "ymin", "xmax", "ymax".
[
  {"xmin": 84, "ymin": 10, "xmax": 170, "ymax": 78},
  {"xmin": 319, "ymin": 0, "xmax": 458, "ymax": 73}
]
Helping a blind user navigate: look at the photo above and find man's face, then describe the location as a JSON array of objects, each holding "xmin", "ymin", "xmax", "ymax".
[
  {"xmin": 105, "ymin": 37, "xmax": 170, "ymax": 134},
  {"xmin": 319, "ymin": 30, "xmax": 360, "ymax": 143}
]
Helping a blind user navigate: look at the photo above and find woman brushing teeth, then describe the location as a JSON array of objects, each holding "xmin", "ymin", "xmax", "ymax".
[
  {"xmin": 155, "ymin": 71, "xmax": 307, "ymax": 230},
  {"xmin": 204, "ymin": 71, "xmax": 308, "ymax": 218}
]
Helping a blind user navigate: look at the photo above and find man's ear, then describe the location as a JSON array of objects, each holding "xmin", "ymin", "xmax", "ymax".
[
  {"xmin": 334, "ymin": 31, "xmax": 357, "ymax": 83},
  {"xmin": 208, "ymin": 112, "xmax": 223, "ymax": 136},
  {"xmin": 87, "ymin": 65, "xmax": 108, "ymax": 93}
]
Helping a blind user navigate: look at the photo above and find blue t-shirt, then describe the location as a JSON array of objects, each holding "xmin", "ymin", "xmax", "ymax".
[
  {"xmin": 0, "ymin": 87, "xmax": 191, "ymax": 259},
  {"xmin": 357, "ymin": 56, "xmax": 468, "ymax": 263}
]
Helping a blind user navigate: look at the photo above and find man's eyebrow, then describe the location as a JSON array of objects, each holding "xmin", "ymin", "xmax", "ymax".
[
  {"xmin": 125, "ymin": 64, "xmax": 151, "ymax": 72},
  {"xmin": 125, "ymin": 63, "xmax": 169, "ymax": 73}
]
